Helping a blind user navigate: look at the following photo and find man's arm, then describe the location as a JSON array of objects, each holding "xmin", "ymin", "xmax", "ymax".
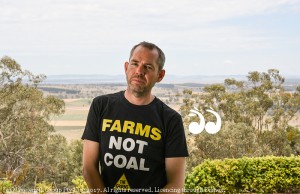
[
  {"xmin": 159, "ymin": 157, "xmax": 186, "ymax": 194},
  {"xmin": 82, "ymin": 139, "xmax": 107, "ymax": 194}
]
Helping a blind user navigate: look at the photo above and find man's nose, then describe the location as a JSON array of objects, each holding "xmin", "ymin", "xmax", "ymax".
[{"xmin": 136, "ymin": 65, "xmax": 145, "ymax": 76}]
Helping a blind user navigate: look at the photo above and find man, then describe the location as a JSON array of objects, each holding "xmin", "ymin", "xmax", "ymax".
[{"xmin": 82, "ymin": 41, "xmax": 189, "ymax": 194}]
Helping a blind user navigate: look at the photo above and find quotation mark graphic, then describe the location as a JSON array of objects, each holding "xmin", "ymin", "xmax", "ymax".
[{"xmin": 188, "ymin": 107, "xmax": 222, "ymax": 134}]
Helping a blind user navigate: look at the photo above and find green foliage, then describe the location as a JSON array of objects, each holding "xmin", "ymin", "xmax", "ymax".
[
  {"xmin": 0, "ymin": 56, "xmax": 66, "ymax": 186},
  {"xmin": 182, "ymin": 69, "xmax": 299, "ymax": 132},
  {"xmin": 185, "ymin": 156, "xmax": 300, "ymax": 193},
  {"xmin": 36, "ymin": 181, "xmax": 52, "ymax": 194},
  {"xmin": 72, "ymin": 176, "xmax": 88, "ymax": 194},
  {"xmin": 2, "ymin": 57, "xmax": 299, "ymax": 190},
  {"xmin": 0, "ymin": 56, "xmax": 86, "ymax": 189},
  {"xmin": 0, "ymin": 179, "xmax": 13, "ymax": 194},
  {"xmin": 181, "ymin": 69, "xmax": 300, "ymax": 171},
  {"xmin": 26, "ymin": 135, "xmax": 70, "ymax": 188},
  {"xmin": 0, "ymin": 56, "xmax": 85, "ymax": 189},
  {"xmin": 186, "ymin": 122, "xmax": 264, "ymax": 171},
  {"xmin": 286, "ymin": 126, "xmax": 300, "ymax": 155},
  {"xmin": 68, "ymin": 140, "xmax": 84, "ymax": 179}
]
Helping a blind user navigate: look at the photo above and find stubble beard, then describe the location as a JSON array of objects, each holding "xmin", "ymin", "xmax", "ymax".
[
  {"xmin": 127, "ymin": 82, "xmax": 150, "ymax": 98},
  {"xmin": 126, "ymin": 76, "xmax": 153, "ymax": 98}
]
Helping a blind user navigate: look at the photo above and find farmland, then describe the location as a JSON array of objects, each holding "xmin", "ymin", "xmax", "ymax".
[
  {"xmin": 46, "ymin": 83, "xmax": 198, "ymax": 141},
  {"xmin": 43, "ymin": 81, "xmax": 300, "ymax": 141}
]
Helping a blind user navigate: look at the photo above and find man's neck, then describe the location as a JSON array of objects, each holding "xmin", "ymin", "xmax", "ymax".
[{"xmin": 124, "ymin": 90, "xmax": 154, "ymax": 105}]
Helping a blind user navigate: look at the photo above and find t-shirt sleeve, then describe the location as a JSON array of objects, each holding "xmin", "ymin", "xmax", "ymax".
[
  {"xmin": 81, "ymin": 98, "xmax": 101, "ymax": 142},
  {"xmin": 164, "ymin": 113, "xmax": 189, "ymax": 158}
]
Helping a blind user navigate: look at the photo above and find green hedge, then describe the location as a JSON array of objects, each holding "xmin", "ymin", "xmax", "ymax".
[{"xmin": 185, "ymin": 156, "xmax": 300, "ymax": 193}]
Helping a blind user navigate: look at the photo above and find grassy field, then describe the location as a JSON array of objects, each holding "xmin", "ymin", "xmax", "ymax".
[
  {"xmin": 50, "ymin": 97, "xmax": 182, "ymax": 142},
  {"xmin": 50, "ymin": 95, "xmax": 300, "ymax": 142},
  {"xmin": 50, "ymin": 98, "xmax": 90, "ymax": 141}
]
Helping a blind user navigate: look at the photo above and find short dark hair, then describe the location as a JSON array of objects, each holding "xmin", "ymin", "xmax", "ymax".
[{"xmin": 129, "ymin": 41, "xmax": 165, "ymax": 70}]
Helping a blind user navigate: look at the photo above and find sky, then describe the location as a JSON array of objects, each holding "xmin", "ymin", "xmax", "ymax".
[{"xmin": 1, "ymin": 0, "xmax": 300, "ymax": 77}]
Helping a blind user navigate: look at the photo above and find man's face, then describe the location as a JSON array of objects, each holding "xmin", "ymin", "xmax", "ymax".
[{"xmin": 125, "ymin": 46, "xmax": 165, "ymax": 96}]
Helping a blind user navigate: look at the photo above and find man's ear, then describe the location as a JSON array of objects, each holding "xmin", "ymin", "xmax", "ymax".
[
  {"xmin": 157, "ymin": 69, "xmax": 165, "ymax": 83},
  {"xmin": 124, "ymin": 62, "xmax": 129, "ymax": 72}
]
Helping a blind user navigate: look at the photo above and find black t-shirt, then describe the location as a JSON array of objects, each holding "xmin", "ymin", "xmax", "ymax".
[{"xmin": 82, "ymin": 91, "xmax": 189, "ymax": 193}]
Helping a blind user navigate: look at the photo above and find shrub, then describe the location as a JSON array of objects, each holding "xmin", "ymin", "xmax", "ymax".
[
  {"xmin": 71, "ymin": 176, "xmax": 88, "ymax": 194},
  {"xmin": 0, "ymin": 179, "xmax": 13, "ymax": 194},
  {"xmin": 185, "ymin": 156, "xmax": 300, "ymax": 193},
  {"xmin": 36, "ymin": 181, "xmax": 52, "ymax": 194}
]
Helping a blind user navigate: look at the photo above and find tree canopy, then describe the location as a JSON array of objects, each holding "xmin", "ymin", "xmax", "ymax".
[
  {"xmin": 1, "ymin": 57, "xmax": 299, "ymax": 189},
  {"xmin": 0, "ymin": 56, "xmax": 82, "ymax": 189},
  {"xmin": 180, "ymin": 69, "xmax": 300, "ymax": 171}
]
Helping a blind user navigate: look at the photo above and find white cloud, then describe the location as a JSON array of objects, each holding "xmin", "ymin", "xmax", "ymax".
[
  {"xmin": 1, "ymin": 0, "xmax": 298, "ymax": 22},
  {"xmin": 0, "ymin": 0, "xmax": 299, "ymax": 75},
  {"xmin": 224, "ymin": 60, "xmax": 233, "ymax": 65}
]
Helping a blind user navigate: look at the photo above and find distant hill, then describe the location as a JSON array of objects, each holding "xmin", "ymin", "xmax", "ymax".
[
  {"xmin": 43, "ymin": 74, "xmax": 125, "ymax": 84},
  {"xmin": 43, "ymin": 74, "xmax": 300, "ymax": 85}
]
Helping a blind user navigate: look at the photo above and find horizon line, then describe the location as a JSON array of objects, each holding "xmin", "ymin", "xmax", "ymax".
[{"xmin": 45, "ymin": 73, "xmax": 300, "ymax": 77}]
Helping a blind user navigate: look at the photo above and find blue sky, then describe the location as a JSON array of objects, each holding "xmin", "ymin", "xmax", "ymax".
[{"xmin": 1, "ymin": 0, "xmax": 300, "ymax": 77}]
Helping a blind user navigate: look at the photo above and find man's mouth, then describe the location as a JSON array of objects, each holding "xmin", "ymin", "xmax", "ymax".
[{"xmin": 131, "ymin": 77, "xmax": 145, "ymax": 84}]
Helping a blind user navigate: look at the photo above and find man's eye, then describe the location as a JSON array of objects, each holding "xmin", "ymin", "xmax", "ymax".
[
  {"xmin": 146, "ymin": 65, "xmax": 153, "ymax": 70},
  {"xmin": 131, "ymin": 63, "xmax": 138, "ymax": 66}
]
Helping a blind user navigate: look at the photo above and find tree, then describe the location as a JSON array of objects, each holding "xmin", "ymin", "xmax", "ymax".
[
  {"xmin": 180, "ymin": 69, "xmax": 300, "ymax": 172},
  {"xmin": 68, "ymin": 140, "xmax": 84, "ymax": 181},
  {"xmin": 0, "ymin": 56, "xmax": 65, "ymax": 186},
  {"xmin": 186, "ymin": 122, "xmax": 264, "ymax": 172}
]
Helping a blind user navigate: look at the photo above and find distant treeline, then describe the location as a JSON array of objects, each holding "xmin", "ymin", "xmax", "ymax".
[
  {"xmin": 157, "ymin": 83, "xmax": 206, "ymax": 88},
  {"xmin": 38, "ymin": 87, "xmax": 80, "ymax": 94},
  {"xmin": 156, "ymin": 83, "xmax": 175, "ymax": 88}
]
